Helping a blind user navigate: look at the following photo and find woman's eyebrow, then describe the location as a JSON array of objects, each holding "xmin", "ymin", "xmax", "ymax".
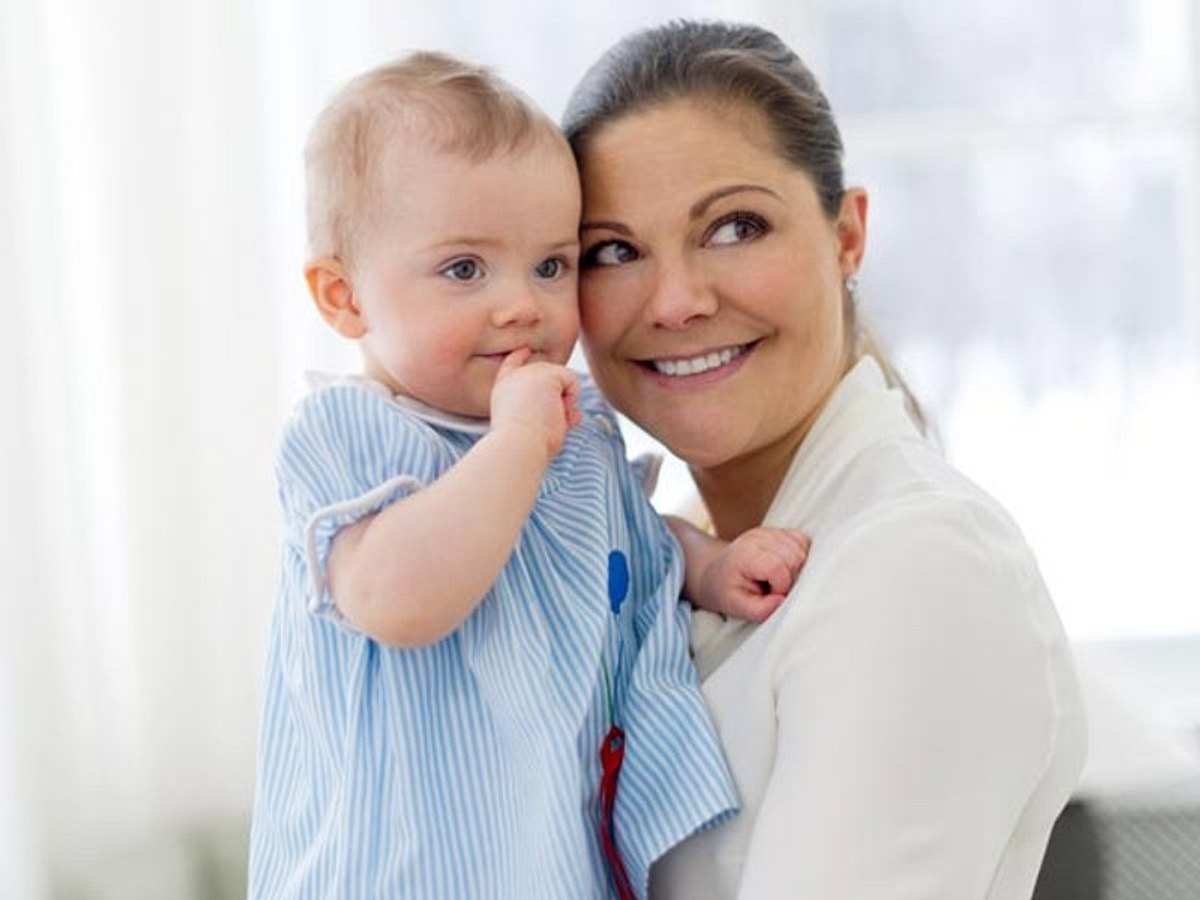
[
  {"xmin": 690, "ymin": 184, "xmax": 780, "ymax": 219},
  {"xmin": 580, "ymin": 184, "xmax": 780, "ymax": 235},
  {"xmin": 579, "ymin": 220, "xmax": 632, "ymax": 235}
]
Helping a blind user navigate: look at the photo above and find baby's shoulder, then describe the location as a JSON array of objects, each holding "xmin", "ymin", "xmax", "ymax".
[
  {"xmin": 573, "ymin": 370, "xmax": 620, "ymax": 429},
  {"xmin": 278, "ymin": 377, "xmax": 451, "ymax": 472}
]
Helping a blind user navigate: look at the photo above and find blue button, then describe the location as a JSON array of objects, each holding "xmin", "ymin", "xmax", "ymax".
[{"xmin": 607, "ymin": 550, "xmax": 629, "ymax": 615}]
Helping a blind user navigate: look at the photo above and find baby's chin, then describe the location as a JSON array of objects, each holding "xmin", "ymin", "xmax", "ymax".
[
  {"xmin": 437, "ymin": 393, "xmax": 492, "ymax": 421},
  {"xmin": 386, "ymin": 381, "xmax": 492, "ymax": 422}
]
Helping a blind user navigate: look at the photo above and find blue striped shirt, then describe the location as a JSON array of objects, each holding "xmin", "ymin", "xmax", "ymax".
[{"xmin": 248, "ymin": 374, "xmax": 738, "ymax": 899}]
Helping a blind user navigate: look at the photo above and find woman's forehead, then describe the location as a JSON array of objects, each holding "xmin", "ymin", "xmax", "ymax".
[
  {"xmin": 584, "ymin": 97, "xmax": 776, "ymax": 163},
  {"xmin": 578, "ymin": 100, "xmax": 817, "ymax": 218}
]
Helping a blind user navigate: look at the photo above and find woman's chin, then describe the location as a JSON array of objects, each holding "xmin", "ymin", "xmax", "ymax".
[{"xmin": 644, "ymin": 418, "xmax": 742, "ymax": 471}]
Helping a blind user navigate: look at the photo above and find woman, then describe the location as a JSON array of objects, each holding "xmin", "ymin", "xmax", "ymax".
[{"xmin": 564, "ymin": 20, "xmax": 1086, "ymax": 900}]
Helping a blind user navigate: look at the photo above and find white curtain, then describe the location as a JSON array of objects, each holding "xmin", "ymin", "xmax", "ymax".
[
  {"xmin": 2, "ymin": 0, "xmax": 1196, "ymax": 896},
  {"xmin": 0, "ymin": 1, "xmax": 793, "ymax": 896},
  {"xmin": 1, "ymin": 0, "xmax": 286, "ymax": 894}
]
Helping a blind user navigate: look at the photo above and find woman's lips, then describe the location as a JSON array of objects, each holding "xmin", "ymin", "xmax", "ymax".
[{"xmin": 636, "ymin": 340, "xmax": 758, "ymax": 385}]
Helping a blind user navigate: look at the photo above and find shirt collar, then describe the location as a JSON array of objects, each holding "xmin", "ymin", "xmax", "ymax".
[
  {"xmin": 764, "ymin": 354, "xmax": 924, "ymax": 525},
  {"xmin": 690, "ymin": 356, "xmax": 926, "ymax": 675},
  {"xmin": 304, "ymin": 371, "xmax": 491, "ymax": 435}
]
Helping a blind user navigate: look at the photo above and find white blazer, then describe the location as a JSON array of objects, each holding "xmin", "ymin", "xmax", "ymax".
[{"xmin": 650, "ymin": 356, "xmax": 1087, "ymax": 900}]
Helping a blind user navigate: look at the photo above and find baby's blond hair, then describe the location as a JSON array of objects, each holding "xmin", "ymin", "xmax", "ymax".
[{"xmin": 305, "ymin": 51, "xmax": 564, "ymax": 261}]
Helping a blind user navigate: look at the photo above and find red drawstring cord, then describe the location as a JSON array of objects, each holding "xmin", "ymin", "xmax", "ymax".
[
  {"xmin": 600, "ymin": 550, "xmax": 636, "ymax": 899},
  {"xmin": 599, "ymin": 725, "xmax": 636, "ymax": 900}
]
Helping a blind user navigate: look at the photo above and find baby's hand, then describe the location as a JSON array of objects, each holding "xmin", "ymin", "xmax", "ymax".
[
  {"xmin": 490, "ymin": 347, "xmax": 582, "ymax": 459},
  {"xmin": 697, "ymin": 527, "xmax": 811, "ymax": 622}
]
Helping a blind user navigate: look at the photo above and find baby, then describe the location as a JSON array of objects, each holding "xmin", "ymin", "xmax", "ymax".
[{"xmin": 248, "ymin": 52, "xmax": 810, "ymax": 899}]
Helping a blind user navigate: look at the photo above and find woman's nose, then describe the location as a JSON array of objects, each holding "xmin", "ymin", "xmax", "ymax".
[{"xmin": 646, "ymin": 260, "xmax": 718, "ymax": 330}]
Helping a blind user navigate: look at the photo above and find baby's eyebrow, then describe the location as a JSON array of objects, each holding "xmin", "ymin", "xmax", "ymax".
[{"xmin": 423, "ymin": 236, "xmax": 504, "ymax": 251}]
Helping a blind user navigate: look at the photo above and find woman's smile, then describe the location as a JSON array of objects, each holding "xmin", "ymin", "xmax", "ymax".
[{"xmin": 635, "ymin": 339, "xmax": 759, "ymax": 385}]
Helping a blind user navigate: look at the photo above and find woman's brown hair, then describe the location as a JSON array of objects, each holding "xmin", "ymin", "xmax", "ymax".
[{"xmin": 563, "ymin": 20, "xmax": 930, "ymax": 434}]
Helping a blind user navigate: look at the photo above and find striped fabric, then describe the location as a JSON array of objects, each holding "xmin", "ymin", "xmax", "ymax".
[{"xmin": 248, "ymin": 375, "xmax": 738, "ymax": 899}]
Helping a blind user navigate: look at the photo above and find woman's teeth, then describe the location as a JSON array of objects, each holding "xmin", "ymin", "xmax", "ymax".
[{"xmin": 652, "ymin": 345, "xmax": 745, "ymax": 377}]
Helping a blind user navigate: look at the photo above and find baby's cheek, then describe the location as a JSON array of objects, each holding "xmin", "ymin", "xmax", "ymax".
[{"xmin": 545, "ymin": 316, "xmax": 580, "ymax": 365}]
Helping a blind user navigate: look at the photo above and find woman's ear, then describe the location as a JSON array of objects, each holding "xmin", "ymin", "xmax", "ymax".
[
  {"xmin": 836, "ymin": 187, "xmax": 869, "ymax": 276},
  {"xmin": 305, "ymin": 258, "xmax": 367, "ymax": 339}
]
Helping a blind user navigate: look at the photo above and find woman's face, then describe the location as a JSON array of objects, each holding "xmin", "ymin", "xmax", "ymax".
[{"xmin": 577, "ymin": 99, "xmax": 866, "ymax": 471}]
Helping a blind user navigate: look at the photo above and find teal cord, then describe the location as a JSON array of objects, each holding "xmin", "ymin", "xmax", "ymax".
[{"xmin": 601, "ymin": 653, "xmax": 615, "ymax": 724}]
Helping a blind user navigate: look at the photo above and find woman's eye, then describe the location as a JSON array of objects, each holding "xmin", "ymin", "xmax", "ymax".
[
  {"xmin": 440, "ymin": 258, "xmax": 483, "ymax": 282},
  {"xmin": 581, "ymin": 240, "xmax": 638, "ymax": 268},
  {"xmin": 534, "ymin": 257, "xmax": 566, "ymax": 279},
  {"xmin": 707, "ymin": 213, "xmax": 767, "ymax": 247}
]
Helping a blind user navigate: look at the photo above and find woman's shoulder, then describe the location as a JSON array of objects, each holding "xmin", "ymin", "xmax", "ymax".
[
  {"xmin": 774, "ymin": 436, "xmax": 1054, "ymax": 638},
  {"xmin": 781, "ymin": 429, "xmax": 1024, "ymax": 556},
  {"xmin": 748, "ymin": 469, "xmax": 1074, "ymax": 728}
]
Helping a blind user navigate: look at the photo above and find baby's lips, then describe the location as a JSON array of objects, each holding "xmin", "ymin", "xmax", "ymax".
[{"xmin": 493, "ymin": 346, "xmax": 534, "ymax": 376}]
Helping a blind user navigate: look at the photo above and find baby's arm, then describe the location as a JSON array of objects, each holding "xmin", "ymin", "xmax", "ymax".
[
  {"xmin": 328, "ymin": 349, "xmax": 582, "ymax": 647},
  {"xmin": 666, "ymin": 517, "xmax": 810, "ymax": 622}
]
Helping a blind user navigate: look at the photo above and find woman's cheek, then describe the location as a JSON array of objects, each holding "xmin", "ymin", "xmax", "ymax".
[{"xmin": 578, "ymin": 281, "xmax": 625, "ymax": 352}]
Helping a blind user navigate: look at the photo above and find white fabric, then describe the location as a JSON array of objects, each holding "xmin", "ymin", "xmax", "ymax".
[{"xmin": 650, "ymin": 356, "xmax": 1087, "ymax": 900}]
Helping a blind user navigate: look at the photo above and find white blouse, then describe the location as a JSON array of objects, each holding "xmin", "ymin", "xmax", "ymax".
[{"xmin": 650, "ymin": 357, "xmax": 1087, "ymax": 900}]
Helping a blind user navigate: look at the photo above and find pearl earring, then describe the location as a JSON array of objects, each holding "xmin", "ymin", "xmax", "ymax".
[{"xmin": 844, "ymin": 273, "xmax": 861, "ymax": 303}]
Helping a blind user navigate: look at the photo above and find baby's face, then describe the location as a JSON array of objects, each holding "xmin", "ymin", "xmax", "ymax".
[{"xmin": 348, "ymin": 138, "xmax": 582, "ymax": 419}]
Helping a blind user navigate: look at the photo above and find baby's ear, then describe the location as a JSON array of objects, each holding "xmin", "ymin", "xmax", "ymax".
[{"xmin": 305, "ymin": 258, "xmax": 367, "ymax": 339}]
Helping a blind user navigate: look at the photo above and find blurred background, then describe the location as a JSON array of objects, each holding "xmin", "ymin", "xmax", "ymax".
[{"xmin": 1, "ymin": 0, "xmax": 1197, "ymax": 897}]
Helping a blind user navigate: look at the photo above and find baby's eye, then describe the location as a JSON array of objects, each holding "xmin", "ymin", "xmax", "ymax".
[
  {"xmin": 581, "ymin": 240, "xmax": 638, "ymax": 268},
  {"xmin": 707, "ymin": 213, "xmax": 768, "ymax": 247},
  {"xmin": 440, "ymin": 258, "xmax": 484, "ymax": 282},
  {"xmin": 534, "ymin": 257, "xmax": 567, "ymax": 280}
]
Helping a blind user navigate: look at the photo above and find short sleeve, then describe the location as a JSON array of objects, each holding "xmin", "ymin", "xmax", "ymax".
[{"xmin": 276, "ymin": 385, "xmax": 451, "ymax": 625}]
